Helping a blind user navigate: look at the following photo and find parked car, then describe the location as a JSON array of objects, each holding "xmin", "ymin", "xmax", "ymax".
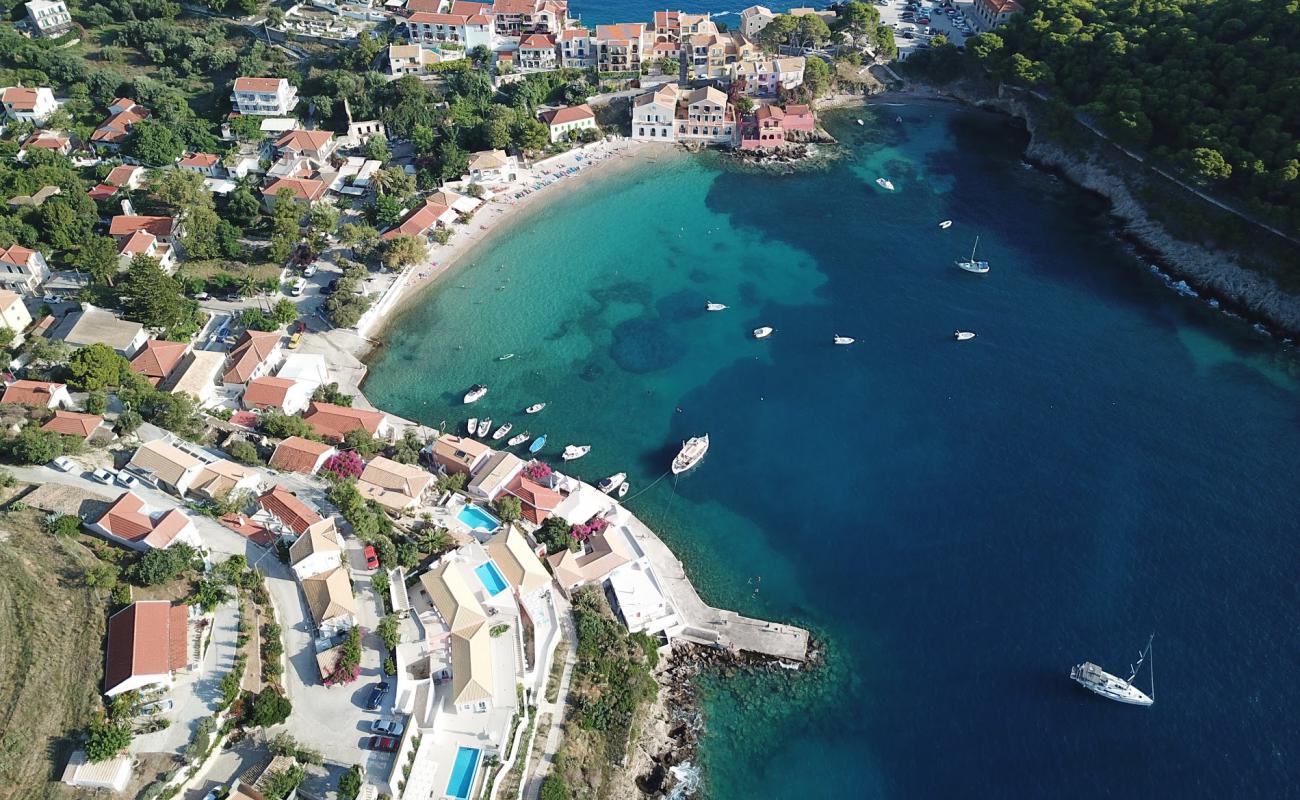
[
  {"xmin": 195, "ymin": 292, "xmax": 211, "ymax": 301},
  {"xmin": 365, "ymin": 681, "xmax": 390, "ymax": 711},
  {"xmin": 90, "ymin": 467, "xmax": 115, "ymax": 484},
  {"xmin": 288, "ymin": 332, "xmax": 303, "ymax": 350},
  {"xmin": 367, "ymin": 735, "xmax": 399, "ymax": 752},
  {"xmin": 324, "ymin": 279, "xmax": 339, "ymax": 295},
  {"xmin": 115, "ymin": 473, "xmax": 141, "ymax": 490},
  {"xmin": 371, "ymin": 718, "xmax": 404, "ymax": 736},
  {"xmin": 902, "ymin": 30, "xmax": 914, "ymax": 38},
  {"xmin": 303, "ymin": 263, "xmax": 318, "ymax": 277},
  {"xmin": 290, "ymin": 278, "xmax": 306, "ymax": 297},
  {"xmin": 292, "ymin": 319, "xmax": 307, "ymax": 334},
  {"xmin": 51, "ymin": 456, "xmax": 76, "ymax": 472},
  {"xmin": 364, "ymin": 545, "xmax": 379, "ymax": 570}
]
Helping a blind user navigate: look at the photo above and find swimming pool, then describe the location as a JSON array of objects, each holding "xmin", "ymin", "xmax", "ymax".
[
  {"xmin": 457, "ymin": 504, "xmax": 500, "ymax": 532},
  {"xmin": 474, "ymin": 561, "xmax": 509, "ymax": 596},
  {"xmin": 445, "ymin": 746, "xmax": 481, "ymax": 800}
]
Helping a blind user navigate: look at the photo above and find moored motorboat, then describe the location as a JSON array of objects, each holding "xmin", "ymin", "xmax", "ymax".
[
  {"xmin": 753, "ymin": 327, "xmax": 774, "ymax": 339},
  {"xmin": 876, "ymin": 177, "xmax": 895, "ymax": 191},
  {"xmin": 467, "ymin": 418, "xmax": 478, "ymax": 435},
  {"xmin": 939, "ymin": 220, "xmax": 953, "ymax": 229},
  {"xmin": 497, "ymin": 353, "xmax": 515, "ymax": 361},
  {"xmin": 672, "ymin": 434, "xmax": 709, "ymax": 474},
  {"xmin": 529, "ymin": 434, "xmax": 547, "ymax": 454},
  {"xmin": 507, "ymin": 430, "xmax": 530, "ymax": 447},
  {"xmin": 956, "ymin": 235, "xmax": 990, "ymax": 274},
  {"xmin": 525, "ymin": 403, "xmax": 546, "ymax": 414},
  {"xmin": 492, "ymin": 421, "xmax": 512, "ymax": 440},
  {"xmin": 954, "ymin": 330, "xmax": 976, "ymax": 341},
  {"xmin": 464, "ymin": 384, "xmax": 488, "ymax": 403},
  {"xmin": 833, "ymin": 335, "xmax": 854, "ymax": 345},
  {"xmin": 706, "ymin": 301, "xmax": 728, "ymax": 311},
  {"xmin": 618, "ymin": 482, "xmax": 630, "ymax": 498},
  {"xmin": 598, "ymin": 472, "xmax": 627, "ymax": 494},
  {"xmin": 856, "ymin": 119, "xmax": 864, "ymax": 125},
  {"xmin": 476, "ymin": 418, "xmax": 492, "ymax": 437},
  {"xmin": 561, "ymin": 444, "xmax": 590, "ymax": 461}
]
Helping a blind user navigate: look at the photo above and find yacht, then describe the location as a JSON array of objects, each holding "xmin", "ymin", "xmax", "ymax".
[
  {"xmin": 476, "ymin": 418, "xmax": 492, "ymax": 437},
  {"xmin": 954, "ymin": 331, "xmax": 976, "ymax": 341},
  {"xmin": 618, "ymin": 482, "xmax": 630, "ymax": 498},
  {"xmin": 561, "ymin": 444, "xmax": 591, "ymax": 461},
  {"xmin": 529, "ymin": 434, "xmax": 547, "ymax": 454},
  {"xmin": 464, "ymin": 384, "xmax": 488, "ymax": 403},
  {"xmin": 706, "ymin": 302, "xmax": 728, "ymax": 311},
  {"xmin": 753, "ymin": 327, "xmax": 774, "ymax": 339},
  {"xmin": 956, "ymin": 236, "xmax": 990, "ymax": 274},
  {"xmin": 876, "ymin": 178, "xmax": 895, "ymax": 191},
  {"xmin": 507, "ymin": 430, "xmax": 530, "ymax": 447},
  {"xmin": 525, "ymin": 403, "xmax": 546, "ymax": 414},
  {"xmin": 833, "ymin": 335, "xmax": 855, "ymax": 345},
  {"xmin": 671, "ymin": 434, "xmax": 709, "ymax": 474},
  {"xmin": 1071, "ymin": 635, "xmax": 1155, "ymax": 707},
  {"xmin": 467, "ymin": 418, "xmax": 478, "ymax": 435},
  {"xmin": 492, "ymin": 422, "xmax": 512, "ymax": 440},
  {"xmin": 598, "ymin": 472, "xmax": 627, "ymax": 494},
  {"xmin": 939, "ymin": 220, "xmax": 953, "ymax": 229}
]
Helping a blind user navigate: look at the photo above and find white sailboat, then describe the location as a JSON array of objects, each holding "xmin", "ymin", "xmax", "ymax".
[
  {"xmin": 1070, "ymin": 635, "xmax": 1155, "ymax": 707},
  {"xmin": 476, "ymin": 418, "xmax": 492, "ymax": 437},
  {"xmin": 492, "ymin": 421, "xmax": 512, "ymax": 440},
  {"xmin": 507, "ymin": 430, "xmax": 530, "ymax": 447},
  {"xmin": 833, "ymin": 335, "xmax": 854, "ymax": 345},
  {"xmin": 875, "ymin": 177, "xmax": 895, "ymax": 191},
  {"xmin": 706, "ymin": 301, "xmax": 728, "ymax": 311},
  {"xmin": 672, "ymin": 434, "xmax": 709, "ymax": 474},
  {"xmin": 956, "ymin": 236, "xmax": 990, "ymax": 274},
  {"xmin": 753, "ymin": 327, "xmax": 774, "ymax": 339},
  {"xmin": 954, "ymin": 331, "xmax": 976, "ymax": 341},
  {"xmin": 561, "ymin": 444, "xmax": 590, "ymax": 461},
  {"xmin": 598, "ymin": 472, "xmax": 627, "ymax": 494},
  {"xmin": 525, "ymin": 403, "xmax": 546, "ymax": 414}
]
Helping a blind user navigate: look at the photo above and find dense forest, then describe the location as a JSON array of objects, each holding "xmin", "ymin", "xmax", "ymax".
[{"xmin": 921, "ymin": 0, "xmax": 1300, "ymax": 235}]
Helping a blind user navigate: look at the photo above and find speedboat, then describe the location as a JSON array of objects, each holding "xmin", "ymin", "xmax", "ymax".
[
  {"xmin": 753, "ymin": 327, "xmax": 774, "ymax": 339},
  {"xmin": 833, "ymin": 335, "xmax": 854, "ymax": 345},
  {"xmin": 598, "ymin": 472, "xmax": 627, "ymax": 494},
  {"xmin": 954, "ymin": 330, "xmax": 976, "ymax": 341},
  {"xmin": 939, "ymin": 220, "xmax": 953, "ymax": 229},
  {"xmin": 618, "ymin": 482, "xmax": 630, "ymax": 498},
  {"xmin": 525, "ymin": 403, "xmax": 546, "ymax": 414},
  {"xmin": 492, "ymin": 421, "xmax": 512, "ymax": 440},
  {"xmin": 507, "ymin": 430, "xmax": 530, "ymax": 447},
  {"xmin": 467, "ymin": 418, "xmax": 478, "ymax": 435},
  {"xmin": 956, "ymin": 236, "xmax": 990, "ymax": 274},
  {"xmin": 672, "ymin": 434, "xmax": 709, "ymax": 474},
  {"xmin": 876, "ymin": 178, "xmax": 895, "ymax": 191},
  {"xmin": 529, "ymin": 434, "xmax": 547, "ymax": 454},
  {"xmin": 706, "ymin": 302, "xmax": 728, "ymax": 311},
  {"xmin": 464, "ymin": 384, "xmax": 488, "ymax": 403},
  {"xmin": 497, "ymin": 353, "xmax": 515, "ymax": 361},
  {"xmin": 561, "ymin": 444, "xmax": 590, "ymax": 461},
  {"xmin": 476, "ymin": 418, "xmax": 492, "ymax": 437},
  {"xmin": 856, "ymin": 119, "xmax": 864, "ymax": 125}
]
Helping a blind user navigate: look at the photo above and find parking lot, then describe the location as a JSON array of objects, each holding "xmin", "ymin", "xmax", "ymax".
[{"xmin": 878, "ymin": 0, "xmax": 981, "ymax": 60}]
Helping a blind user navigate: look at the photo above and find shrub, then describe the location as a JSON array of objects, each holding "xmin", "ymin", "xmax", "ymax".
[
  {"xmin": 246, "ymin": 688, "xmax": 293, "ymax": 728},
  {"xmin": 229, "ymin": 439, "xmax": 261, "ymax": 465},
  {"xmin": 85, "ymin": 718, "xmax": 132, "ymax": 762},
  {"xmin": 378, "ymin": 614, "xmax": 400, "ymax": 651},
  {"xmin": 339, "ymin": 765, "xmax": 363, "ymax": 800},
  {"xmin": 45, "ymin": 513, "xmax": 82, "ymax": 536},
  {"xmin": 321, "ymin": 449, "xmax": 364, "ymax": 479}
]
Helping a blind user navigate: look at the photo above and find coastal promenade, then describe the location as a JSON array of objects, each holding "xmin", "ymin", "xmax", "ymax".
[{"xmin": 624, "ymin": 514, "xmax": 810, "ymax": 662}]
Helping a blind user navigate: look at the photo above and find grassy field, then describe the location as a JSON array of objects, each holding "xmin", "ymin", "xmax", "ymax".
[{"xmin": 0, "ymin": 507, "xmax": 115, "ymax": 800}]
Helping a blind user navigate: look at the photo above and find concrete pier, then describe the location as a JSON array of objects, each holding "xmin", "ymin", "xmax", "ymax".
[{"xmin": 624, "ymin": 514, "xmax": 810, "ymax": 662}]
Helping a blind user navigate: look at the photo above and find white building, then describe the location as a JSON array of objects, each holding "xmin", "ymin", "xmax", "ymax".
[
  {"xmin": 518, "ymin": 33, "xmax": 558, "ymax": 70},
  {"xmin": 0, "ymin": 289, "xmax": 32, "ymax": 332},
  {"xmin": 403, "ymin": 10, "xmax": 495, "ymax": 53},
  {"xmin": 388, "ymin": 44, "xmax": 435, "ymax": 75},
  {"xmin": 676, "ymin": 86, "xmax": 736, "ymax": 145},
  {"xmin": 730, "ymin": 56, "xmax": 806, "ymax": 97},
  {"xmin": 89, "ymin": 491, "xmax": 203, "ymax": 552},
  {"xmin": 103, "ymin": 601, "xmax": 193, "ymax": 697},
  {"xmin": 631, "ymin": 83, "xmax": 678, "ymax": 142},
  {"xmin": 0, "ymin": 86, "xmax": 58, "ymax": 125},
  {"xmin": 0, "ymin": 243, "xmax": 51, "ymax": 296},
  {"xmin": 289, "ymin": 518, "xmax": 345, "ymax": 580},
  {"xmin": 230, "ymin": 77, "xmax": 299, "ymax": 116},
  {"xmin": 126, "ymin": 439, "xmax": 205, "ymax": 496},
  {"xmin": 559, "ymin": 27, "xmax": 593, "ymax": 68},
  {"xmin": 466, "ymin": 149, "xmax": 522, "ymax": 184},
  {"xmin": 739, "ymin": 5, "xmax": 776, "ymax": 38},
  {"xmin": 539, "ymin": 103, "xmax": 596, "ymax": 143},
  {"xmin": 25, "ymin": 0, "xmax": 72, "ymax": 37}
]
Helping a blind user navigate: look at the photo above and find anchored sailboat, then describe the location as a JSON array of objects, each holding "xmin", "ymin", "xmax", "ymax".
[
  {"xmin": 1070, "ymin": 634, "xmax": 1155, "ymax": 707},
  {"xmin": 956, "ymin": 236, "xmax": 990, "ymax": 274}
]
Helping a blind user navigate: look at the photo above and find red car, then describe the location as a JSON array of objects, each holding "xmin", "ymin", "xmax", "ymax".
[
  {"xmin": 367, "ymin": 735, "xmax": 398, "ymax": 752},
  {"xmin": 364, "ymin": 545, "xmax": 379, "ymax": 570}
]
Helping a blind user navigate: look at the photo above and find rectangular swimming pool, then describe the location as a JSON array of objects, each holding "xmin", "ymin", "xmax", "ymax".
[
  {"xmin": 445, "ymin": 746, "xmax": 481, "ymax": 800},
  {"xmin": 457, "ymin": 504, "xmax": 500, "ymax": 532},
  {"xmin": 474, "ymin": 561, "xmax": 509, "ymax": 596}
]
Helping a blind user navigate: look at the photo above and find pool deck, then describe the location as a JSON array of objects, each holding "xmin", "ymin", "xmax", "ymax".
[{"xmin": 624, "ymin": 513, "xmax": 810, "ymax": 663}]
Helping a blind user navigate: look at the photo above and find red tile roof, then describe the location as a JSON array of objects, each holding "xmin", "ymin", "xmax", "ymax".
[
  {"xmin": 2, "ymin": 379, "xmax": 64, "ymax": 407},
  {"xmin": 104, "ymin": 165, "xmax": 142, "ymax": 187},
  {"xmin": 405, "ymin": 0, "xmax": 444, "ymax": 11},
  {"xmin": 1, "ymin": 87, "xmax": 40, "ymax": 111},
  {"xmin": 109, "ymin": 215, "xmax": 174, "ymax": 238},
  {"xmin": 222, "ymin": 330, "xmax": 281, "ymax": 385},
  {"xmin": 243, "ymin": 376, "xmax": 296, "ymax": 410},
  {"xmin": 408, "ymin": 11, "xmax": 470, "ymax": 24},
  {"xmin": 595, "ymin": 22, "xmax": 645, "ymax": 42},
  {"xmin": 275, "ymin": 129, "xmax": 333, "ymax": 152},
  {"xmin": 88, "ymin": 184, "xmax": 118, "ymax": 201},
  {"xmin": 234, "ymin": 77, "xmax": 286, "ymax": 92},
  {"xmin": 91, "ymin": 105, "xmax": 149, "ymax": 144},
  {"xmin": 130, "ymin": 339, "xmax": 189, "ymax": 385},
  {"xmin": 257, "ymin": 485, "xmax": 322, "ymax": 534},
  {"xmin": 179, "ymin": 152, "xmax": 220, "ymax": 168},
  {"xmin": 40, "ymin": 410, "xmax": 102, "ymax": 439},
  {"xmin": 505, "ymin": 473, "xmax": 563, "ymax": 525},
  {"xmin": 219, "ymin": 513, "xmax": 277, "ymax": 547},
  {"xmin": 23, "ymin": 131, "xmax": 68, "ymax": 150},
  {"xmin": 520, "ymin": 33, "xmax": 557, "ymax": 49},
  {"xmin": 95, "ymin": 492, "xmax": 194, "ymax": 548},
  {"xmin": 104, "ymin": 601, "xmax": 189, "ymax": 694},
  {"xmin": 302, "ymin": 402, "xmax": 386, "ymax": 441},
  {"xmin": 381, "ymin": 197, "xmax": 450, "ymax": 241},
  {"xmin": 449, "ymin": 0, "xmax": 492, "ymax": 14},
  {"xmin": 540, "ymin": 104, "xmax": 594, "ymax": 126},
  {"xmin": 269, "ymin": 436, "xmax": 334, "ymax": 474},
  {"xmin": 980, "ymin": 0, "xmax": 1023, "ymax": 12},
  {"xmin": 263, "ymin": 177, "xmax": 328, "ymax": 203},
  {"xmin": 119, "ymin": 230, "xmax": 156, "ymax": 257},
  {"xmin": 0, "ymin": 244, "xmax": 38, "ymax": 269}
]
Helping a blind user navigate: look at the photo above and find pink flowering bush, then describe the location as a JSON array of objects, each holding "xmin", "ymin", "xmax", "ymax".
[
  {"xmin": 322, "ymin": 450, "xmax": 365, "ymax": 480},
  {"xmin": 523, "ymin": 461, "xmax": 552, "ymax": 482},
  {"xmin": 569, "ymin": 516, "xmax": 610, "ymax": 543}
]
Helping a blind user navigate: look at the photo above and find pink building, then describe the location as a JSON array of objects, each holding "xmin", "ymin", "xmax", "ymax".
[
  {"xmin": 780, "ymin": 103, "xmax": 815, "ymax": 132},
  {"xmin": 740, "ymin": 104, "xmax": 786, "ymax": 151}
]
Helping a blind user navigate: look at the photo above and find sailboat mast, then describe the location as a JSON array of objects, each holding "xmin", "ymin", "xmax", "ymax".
[
  {"xmin": 971, "ymin": 235, "xmax": 980, "ymax": 260},
  {"xmin": 1147, "ymin": 634, "xmax": 1155, "ymax": 702}
]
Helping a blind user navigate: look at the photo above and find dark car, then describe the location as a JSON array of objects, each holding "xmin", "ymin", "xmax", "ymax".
[
  {"xmin": 367, "ymin": 735, "xmax": 399, "ymax": 752},
  {"xmin": 364, "ymin": 545, "xmax": 379, "ymax": 570},
  {"xmin": 366, "ymin": 681, "xmax": 390, "ymax": 711},
  {"xmin": 324, "ymin": 279, "xmax": 340, "ymax": 295},
  {"xmin": 292, "ymin": 319, "xmax": 306, "ymax": 333},
  {"xmin": 902, "ymin": 30, "xmax": 914, "ymax": 38}
]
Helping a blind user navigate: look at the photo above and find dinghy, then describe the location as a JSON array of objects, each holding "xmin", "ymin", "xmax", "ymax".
[
  {"xmin": 833, "ymin": 335, "xmax": 855, "ymax": 345},
  {"xmin": 525, "ymin": 403, "xmax": 546, "ymax": 414},
  {"xmin": 467, "ymin": 418, "xmax": 478, "ymax": 435},
  {"xmin": 706, "ymin": 302, "xmax": 728, "ymax": 311},
  {"xmin": 939, "ymin": 220, "xmax": 953, "ymax": 229},
  {"xmin": 618, "ymin": 482, "xmax": 630, "ymax": 498},
  {"xmin": 753, "ymin": 327, "xmax": 774, "ymax": 339},
  {"xmin": 529, "ymin": 434, "xmax": 547, "ymax": 454},
  {"xmin": 598, "ymin": 472, "xmax": 627, "ymax": 494}
]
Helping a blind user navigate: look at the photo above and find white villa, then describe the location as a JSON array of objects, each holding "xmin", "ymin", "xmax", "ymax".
[{"xmin": 230, "ymin": 77, "xmax": 299, "ymax": 116}]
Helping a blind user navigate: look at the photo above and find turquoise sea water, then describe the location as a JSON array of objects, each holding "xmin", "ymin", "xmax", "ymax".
[{"xmin": 367, "ymin": 102, "xmax": 1300, "ymax": 797}]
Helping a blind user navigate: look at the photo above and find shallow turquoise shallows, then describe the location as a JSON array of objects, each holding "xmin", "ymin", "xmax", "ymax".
[
  {"xmin": 474, "ymin": 560, "xmax": 509, "ymax": 596},
  {"xmin": 368, "ymin": 102, "xmax": 1300, "ymax": 799},
  {"xmin": 456, "ymin": 504, "xmax": 500, "ymax": 532},
  {"xmin": 445, "ymin": 745, "xmax": 480, "ymax": 799}
]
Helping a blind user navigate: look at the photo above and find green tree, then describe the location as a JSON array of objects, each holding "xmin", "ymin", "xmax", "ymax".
[
  {"xmin": 494, "ymin": 495, "xmax": 522, "ymax": 524},
  {"xmin": 536, "ymin": 515, "xmax": 574, "ymax": 554},
  {"xmin": 120, "ymin": 255, "xmax": 197, "ymax": 334},
  {"xmin": 339, "ymin": 765, "xmax": 363, "ymax": 800},
  {"xmin": 117, "ymin": 410, "xmax": 143, "ymax": 434},
  {"xmin": 382, "ymin": 235, "xmax": 427, "ymax": 269},
  {"xmin": 85, "ymin": 718, "xmax": 133, "ymax": 763},
  {"xmin": 230, "ymin": 439, "xmax": 261, "ymax": 464},
  {"xmin": 377, "ymin": 614, "xmax": 401, "ymax": 651},
  {"xmin": 77, "ymin": 235, "xmax": 122, "ymax": 286},
  {"xmin": 342, "ymin": 427, "xmax": 383, "ymax": 458},
  {"xmin": 365, "ymin": 133, "xmax": 391, "ymax": 163},
  {"xmin": 123, "ymin": 119, "xmax": 185, "ymax": 165},
  {"xmin": 247, "ymin": 687, "xmax": 293, "ymax": 728},
  {"xmin": 0, "ymin": 426, "xmax": 65, "ymax": 464},
  {"xmin": 67, "ymin": 343, "xmax": 130, "ymax": 391},
  {"xmin": 127, "ymin": 543, "xmax": 200, "ymax": 586},
  {"xmin": 39, "ymin": 198, "xmax": 92, "ymax": 251},
  {"xmin": 259, "ymin": 409, "xmax": 317, "ymax": 440},
  {"xmin": 84, "ymin": 391, "xmax": 108, "ymax": 415},
  {"xmin": 803, "ymin": 57, "xmax": 832, "ymax": 98},
  {"xmin": 227, "ymin": 185, "xmax": 262, "ymax": 225}
]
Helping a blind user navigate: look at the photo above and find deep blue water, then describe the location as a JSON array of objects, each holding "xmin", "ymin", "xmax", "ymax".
[
  {"xmin": 570, "ymin": 0, "xmax": 811, "ymax": 27},
  {"xmin": 367, "ymin": 99, "xmax": 1300, "ymax": 799}
]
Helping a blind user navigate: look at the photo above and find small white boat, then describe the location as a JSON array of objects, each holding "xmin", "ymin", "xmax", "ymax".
[
  {"xmin": 671, "ymin": 434, "xmax": 709, "ymax": 474},
  {"xmin": 856, "ymin": 119, "xmax": 864, "ymax": 125},
  {"xmin": 833, "ymin": 335, "xmax": 854, "ymax": 345},
  {"xmin": 464, "ymin": 384, "xmax": 488, "ymax": 403},
  {"xmin": 753, "ymin": 327, "xmax": 774, "ymax": 339},
  {"xmin": 876, "ymin": 178, "xmax": 895, "ymax": 191},
  {"xmin": 956, "ymin": 236, "xmax": 990, "ymax": 274},
  {"xmin": 507, "ymin": 430, "xmax": 530, "ymax": 447},
  {"xmin": 939, "ymin": 220, "xmax": 953, "ymax": 229},
  {"xmin": 497, "ymin": 353, "xmax": 515, "ymax": 361},
  {"xmin": 597, "ymin": 472, "xmax": 627, "ymax": 494},
  {"xmin": 618, "ymin": 482, "xmax": 630, "ymax": 498},
  {"xmin": 706, "ymin": 302, "xmax": 728, "ymax": 311},
  {"xmin": 561, "ymin": 444, "xmax": 590, "ymax": 461},
  {"xmin": 954, "ymin": 330, "xmax": 976, "ymax": 341},
  {"xmin": 492, "ymin": 422, "xmax": 512, "ymax": 440},
  {"xmin": 525, "ymin": 403, "xmax": 546, "ymax": 414},
  {"xmin": 467, "ymin": 418, "xmax": 478, "ymax": 435},
  {"xmin": 476, "ymin": 418, "xmax": 492, "ymax": 437}
]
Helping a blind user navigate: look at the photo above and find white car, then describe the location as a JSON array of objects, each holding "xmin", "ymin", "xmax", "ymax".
[
  {"xmin": 51, "ymin": 456, "xmax": 76, "ymax": 472},
  {"xmin": 115, "ymin": 473, "xmax": 140, "ymax": 490},
  {"xmin": 290, "ymin": 278, "xmax": 307, "ymax": 297},
  {"xmin": 303, "ymin": 263, "xmax": 318, "ymax": 277},
  {"xmin": 371, "ymin": 718, "xmax": 404, "ymax": 736},
  {"xmin": 90, "ymin": 467, "xmax": 115, "ymax": 484}
]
